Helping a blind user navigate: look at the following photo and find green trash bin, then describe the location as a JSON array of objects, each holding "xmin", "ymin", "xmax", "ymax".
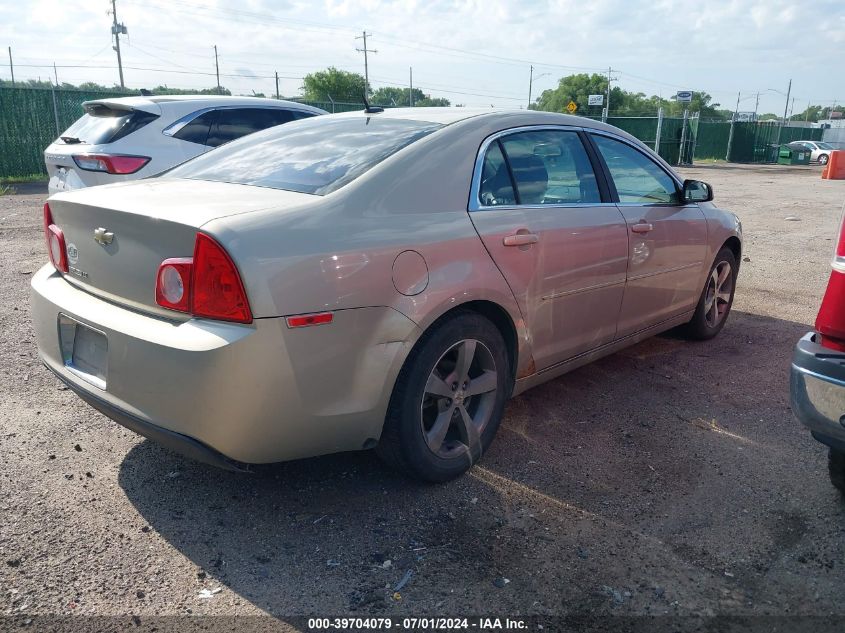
[{"xmin": 778, "ymin": 145, "xmax": 812, "ymax": 165}]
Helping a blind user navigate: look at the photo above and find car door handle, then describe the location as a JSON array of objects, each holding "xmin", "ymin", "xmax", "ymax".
[
  {"xmin": 503, "ymin": 232, "xmax": 539, "ymax": 247},
  {"xmin": 631, "ymin": 222, "xmax": 654, "ymax": 234}
]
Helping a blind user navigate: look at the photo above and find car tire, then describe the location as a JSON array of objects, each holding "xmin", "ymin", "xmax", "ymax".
[
  {"xmin": 681, "ymin": 246, "xmax": 738, "ymax": 340},
  {"xmin": 819, "ymin": 154, "xmax": 829, "ymax": 165},
  {"xmin": 377, "ymin": 311, "xmax": 511, "ymax": 482},
  {"xmin": 829, "ymin": 449, "xmax": 845, "ymax": 496}
]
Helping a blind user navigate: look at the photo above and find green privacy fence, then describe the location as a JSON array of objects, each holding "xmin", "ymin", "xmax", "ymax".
[
  {"xmin": 0, "ymin": 85, "xmax": 830, "ymax": 179},
  {"xmin": 0, "ymin": 86, "xmax": 362, "ymax": 178},
  {"xmin": 604, "ymin": 116, "xmax": 691, "ymax": 165},
  {"xmin": 721, "ymin": 122, "xmax": 823, "ymax": 163},
  {"xmin": 0, "ymin": 86, "xmax": 136, "ymax": 179},
  {"xmin": 601, "ymin": 114, "xmax": 823, "ymax": 164}
]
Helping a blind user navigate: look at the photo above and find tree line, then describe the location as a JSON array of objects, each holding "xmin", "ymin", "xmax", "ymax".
[
  {"xmin": 531, "ymin": 73, "xmax": 843, "ymax": 122},
  {"xmin": 2, "ymin": 71, "xmax": 840, "ymax": 121}
]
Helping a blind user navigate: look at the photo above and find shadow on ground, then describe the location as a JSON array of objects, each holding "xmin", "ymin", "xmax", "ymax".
[{"xmin": 117, "ymin": 310, "xmax": 845, "ymax": 619}]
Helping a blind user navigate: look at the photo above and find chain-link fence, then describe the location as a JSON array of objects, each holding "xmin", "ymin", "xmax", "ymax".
[{"xmin": 0, "ymin": 85, "xmax": 830, "ymax": 179}]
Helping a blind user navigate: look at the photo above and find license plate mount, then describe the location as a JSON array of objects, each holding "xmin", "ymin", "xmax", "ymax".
[{"xmin": 58, "ymin": 314, "xmax": 108, "ymax": 389}]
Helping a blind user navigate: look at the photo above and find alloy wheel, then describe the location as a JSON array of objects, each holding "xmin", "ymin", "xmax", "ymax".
[
  {"xmin": 420, "ymin": 339, "xmax": 498, "ymax": 459},
  {"xmin": 704, "ymin": 260, "xmax": 733, "ymax": 328}
]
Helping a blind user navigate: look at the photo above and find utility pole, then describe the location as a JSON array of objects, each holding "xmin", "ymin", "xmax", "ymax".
[
  {"xmin": 355, "ymin": 31, "xmax": 377, "ymax": 94},
  {"xmin": 53, "ymin": 62, "xmax": 59, "ymax": 86},
  {"xmin": 775, "ymin": 78, "xmax": 792, "ymax": 145},
  {"xmin": 213, "ymin": 45, "xmax": 220, "ymax": 94},
  {"xmin": 603, "ymin": 67, "xmax": 614, "ymax": 122},
  {"xmin": 7, "ymin": 46, "xmax": 14, "ymax": 85},
  {"xmin": 110, "ymin": 0, "xmax": 126, "ymax": 88},
  {"xmin": 409, "ymin": 67, "xmax": 413, "ymax": 107},
  {"xmin": 788, "ymin": 96, "xmax": 795, "ymax": 127},
  {"xmin": 275, "ymin": 71, "xmax": 279, "ymax": 99},
  {"xmin": 528, "ymin": 65, "xmax": 534, "ymax": 109}
]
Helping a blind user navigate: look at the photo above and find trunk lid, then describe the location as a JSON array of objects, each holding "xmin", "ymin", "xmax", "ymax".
[{"xmin": 47, "ymin": 178, "xmax": 315, "ymax": 318}]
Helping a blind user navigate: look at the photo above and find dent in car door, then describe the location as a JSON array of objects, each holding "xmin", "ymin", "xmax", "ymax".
[
  {"xmin": 590, "ymin": 133, "xmax": 708, "ymax": 337},
  {"xmin": 468, "ymin": 128, "xmax": 629, "ymax": 371}
]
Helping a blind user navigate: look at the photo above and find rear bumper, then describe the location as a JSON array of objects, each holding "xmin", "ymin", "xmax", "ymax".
[
  {"xmin": 48, "ymin": 364, "xmax": 249, "ymax": 471},
  {"xmin": 31, "ymin": 264, "xmax": 418, "ymax": 465},
  {"xmin": 790, "ymin": 332, "xmax": 845, "ymax": 453}
]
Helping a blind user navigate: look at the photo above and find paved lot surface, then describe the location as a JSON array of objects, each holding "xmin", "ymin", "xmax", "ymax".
[{"xmin": 1, "ymin": 166, "xmax": 845, "ymax": 629}]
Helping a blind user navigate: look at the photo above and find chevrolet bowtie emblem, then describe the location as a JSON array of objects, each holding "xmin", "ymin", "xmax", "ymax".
[{"xmin": 93, "ymin": 227, "xmax": 114, "ymax": 246}]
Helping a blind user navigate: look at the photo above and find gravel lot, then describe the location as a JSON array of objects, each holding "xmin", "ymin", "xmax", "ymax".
[{"xmin": 1, "ymin": 165, "xmax": 844, "ymax": 631}]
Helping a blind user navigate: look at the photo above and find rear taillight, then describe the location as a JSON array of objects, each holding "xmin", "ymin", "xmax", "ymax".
[
  {"xmin": 43, "ymin": 203, "xmax": 68, "ymax": 273},
  {"xmin": 155, "ymin": 258, "xmax": 192, "ymax": 312},
  {"xmin": 72, "ymin": 154, "xmax": 150, "ymax": 175},
  {"xmin": 816, "ymin": 208, "xmax": 845, "ymax": 350},
  {"xmin": 192, "ymin": 233, "xmax": 252, "ymax": 323},
  {"xmin": 155, "ymin": 233, "xmax": 252, "ymax": 324}
]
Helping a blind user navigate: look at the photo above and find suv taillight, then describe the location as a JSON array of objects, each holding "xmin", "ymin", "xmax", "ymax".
[
  {"xmin": 155, "ymin": 233, "xmax": 252, "ymax": 324},
  {"xmin": 73, "ymin": 154, "xmax": 150, "ymax": 175},
  {"xmin": 43, "ymin": 203, "xmax": 68, "ymax": 273},
  {"xmin": 816, "ymin": 209, "xmax": 845, "ymax": 350}
]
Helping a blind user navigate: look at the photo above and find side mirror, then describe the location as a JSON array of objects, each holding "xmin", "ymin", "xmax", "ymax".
[{"xmin": 683, "ymin": 179, "xmax": 713, "ymax": 203}]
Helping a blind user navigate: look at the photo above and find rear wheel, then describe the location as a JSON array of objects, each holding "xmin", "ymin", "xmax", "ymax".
[
  {"xmin": 681, "ymin": 246, "xmax": 737, "ymax": 340},
  {"xmin": 819, "ymin": 154, "xmax": 830, "ymax": 166},
  {"xmin": 829, "ymin": 449, "xmax": 845, "ymax": 496},
  {"xmin": 377, "ymin": 311, "xmax": 511, "ymax": 482}
]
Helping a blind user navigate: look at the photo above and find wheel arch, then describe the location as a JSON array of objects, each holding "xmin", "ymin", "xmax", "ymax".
[
  {"xmin": 424, "ymin": 300, "xmax": 519, "ymax": 381},
  {"xmin": 722, "ymin": 235, "xmax": 742, "ymax": 262}
]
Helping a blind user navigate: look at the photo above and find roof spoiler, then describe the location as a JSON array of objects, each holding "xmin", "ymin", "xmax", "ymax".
[{"xmin": 81, "ymin": 98, "xmax": 162, "ymax": 116}]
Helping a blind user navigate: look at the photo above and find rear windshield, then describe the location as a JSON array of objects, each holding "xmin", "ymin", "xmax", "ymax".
[
  {"xmin": 167, "ymin": 116, "xmax": 443, "ymax": 195},
  {"xmin": 57, "ymin": 105, "xmax": 158, "ymax": 145},
  {"xmin": 818, "ymin": 142, "xmax": 834, "ymax": 150}
]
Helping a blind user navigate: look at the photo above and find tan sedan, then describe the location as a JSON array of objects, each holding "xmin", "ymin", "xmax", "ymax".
[{"xmin": 31, "ymin": 108, "xmax": 742, "ymax": 481}]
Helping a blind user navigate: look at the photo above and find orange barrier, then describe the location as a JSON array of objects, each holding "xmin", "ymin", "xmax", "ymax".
[{"xmin": 822, "ymin": 150, "xmax": 845, "ymax": 180}]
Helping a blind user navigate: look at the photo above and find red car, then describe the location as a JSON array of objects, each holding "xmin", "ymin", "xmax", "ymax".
[{"xmin": 791, "ymin": 211, "xmax": 845, "ymax": 494}]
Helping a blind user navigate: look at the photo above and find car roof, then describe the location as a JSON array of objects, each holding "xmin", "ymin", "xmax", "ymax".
[
  {"xmin": 329, "ymin": 107, "xmax": 503, "ymax": 125},
  {"xmin": 82, "ymin": 95, "xmax": 327, "ymax": 115},
  {"xmin": 328, "ymin": 106, "xmax": 619, "ymax": 129}
]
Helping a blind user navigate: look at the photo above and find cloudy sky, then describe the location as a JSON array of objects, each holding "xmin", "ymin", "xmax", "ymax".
[{"xmin": 1, "ymin": 0, "xmax": 842, "ymax": 114}]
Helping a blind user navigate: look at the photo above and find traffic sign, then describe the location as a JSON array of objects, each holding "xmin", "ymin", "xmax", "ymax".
[{"xmin": 566, "ymin": 101, "xmax": 578, "ymax": 113}]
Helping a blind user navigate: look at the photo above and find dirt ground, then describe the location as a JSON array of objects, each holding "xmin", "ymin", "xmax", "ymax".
[{"xmin": 1, "ymin": 165, "xmax": 844, "ymax": 631}]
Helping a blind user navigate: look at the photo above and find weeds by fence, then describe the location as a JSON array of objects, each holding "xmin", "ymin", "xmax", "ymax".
[{"xmin": 0, "ymin": 86, "xmax": 826, "ymax": 179}]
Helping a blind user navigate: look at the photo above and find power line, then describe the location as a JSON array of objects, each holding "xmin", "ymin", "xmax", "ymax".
[{"xmin": 12, "ymin": 62, "xmax": 299, "ymax": 80}]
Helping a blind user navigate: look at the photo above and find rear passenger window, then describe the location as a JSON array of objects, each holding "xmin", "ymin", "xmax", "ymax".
[
  {"xmin": 591, "ymin": 135, "xmax": 680, "ymax": 204},
  {"xmin": 478, "ymin": 142, "xmax": 516, "ymax": 206},
  {"xmin": 207, "ymin": 108, "xmax": 296, "ymax": 148},
  {"xmin": 172, "ymin": 110, "xmax": 217, "ymax": 146},
  {"xmin": 499, "ymin": 130, "xmax": 600, "ymax": 205}
]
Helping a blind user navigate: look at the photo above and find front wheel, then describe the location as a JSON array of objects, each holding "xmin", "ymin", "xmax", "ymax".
[
  {"xmin": 819, "ymin": 154, "xmax": 830, "ymax": 165},
  {"xmin": 681, "ymin": 247, "xmax": 737, "ymax": 340},
  {"xmin": 377, "ymin": 311, "xmax": 511, "ymax": 482}
]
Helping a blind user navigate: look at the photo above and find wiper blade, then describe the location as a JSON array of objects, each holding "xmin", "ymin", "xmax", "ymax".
[{"xmin": 60, "ymin": 136, "xmax": 83, "ymax": 144}]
